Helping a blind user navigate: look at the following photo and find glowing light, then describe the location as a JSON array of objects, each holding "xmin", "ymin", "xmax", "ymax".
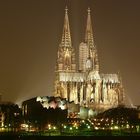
[
  {"xmin": 64, "ymin": 125, "xmax": 67, "ymax": 129},
  {"xmin": 95, "ymin": 127, "xmax": 99, "ymax": 130},
  {"xmin": 70, "ymin": 127, "xmax": 72, "ymax": 130},
  {"xmin": 101, "ymin": 119, "xmax": 104, "ymax": 122},
  {"xmin": 48, "ymin": 124, "xmax": 51, "ymax": 130},
  {"xmin": 82, "ymin": 120, "xmax": 85, "ymax": 123},
  {"xmin": 114, "ymin": 126, "xmax": 119, "ymax": 130},
  {"xmin": 59, "ymin": 104, "xmax": 65, "ymax": 110},
  {"xmin": 53, "ymin": 126, "xmax": 56, "ymax": 130},
  {"xmin": 126, "ymin": 124, "xmax": 130, "ymax": 129},
  {"xmin": 110, "ymin": 127, "xmax": 113, "ymax": 130},
  {"xmin": 88, "ymin": 126, "xmax": 90, "ymax": 129},
  {"xmin": 74, "ymin": 123, "xmax": 77, "ymax": 126},
  {"xmin": 21, "ymin": 124, "xmax": 29, "ymax": 128},
  {"xmin": 106, "ymin": 118, "xmax": 109, "ymax": 122}
]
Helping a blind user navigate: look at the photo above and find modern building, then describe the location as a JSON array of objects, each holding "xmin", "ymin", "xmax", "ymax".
[{"xmin": 54, "ymin": 7, "xmax": 125, "ymax": 114}]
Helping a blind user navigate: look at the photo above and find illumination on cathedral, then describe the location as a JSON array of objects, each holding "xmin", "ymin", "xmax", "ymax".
[{"xmin": 54, "ymin": 7, "xmax": 125, "ymax": 113}]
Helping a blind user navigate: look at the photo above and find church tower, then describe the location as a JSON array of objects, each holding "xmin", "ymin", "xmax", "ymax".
[
  {"xmin": 54, "ymin": 7, "xmax": 125, "ymax": 114},
  {"xmin": 79, "ymin": 8, "xmax": 99, "ymax": 72},
  {"xmin": 54, "ymin": 7, "xmax": 76, "ymax": 100},
  {"xmin": 56, "ymin": 7, "xmax": 76, "ymax": 72}
]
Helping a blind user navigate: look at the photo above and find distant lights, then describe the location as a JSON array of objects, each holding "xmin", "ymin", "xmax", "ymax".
[
  {"xmin": 126, "ymin": 124, "xmax": 130, "ymax": 129},
  {"xmin": 114, "ymin": 126, "xmax": 119, "ymax": 130},
  {"xmin": 21, "ymin": 124, "xmax": 29, "ymax": 128},
  {"xmin": 74, "ymin": 123, "xmax": 77, "ymax": 126},
  {"xmin": 101, "ymin": 119, "xmax": 104, "ymax": 122},
  {"xmin": 95, "ymin": 127, "xmax": 99, "ymax": 130},
  {"xmin": 87, "ymin": 126, "xmax": 91, "ymax": 129},
  {"xmin": 64, "ymin": 125, "xmax": 67, "ymax": 129},
  {"xmin": 48, "ymin": 124, "xmax": 51, "ymax": 127},
  {"xmin": 48, "ymin": 124, "xmax": 51, "ymax": 130},
  {"xmin": 82, "ymin": 120, "xmax": 85, "ymax": 123}
]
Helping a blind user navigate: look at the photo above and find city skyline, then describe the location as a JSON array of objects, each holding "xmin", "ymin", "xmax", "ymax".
[{"xmin": 0, "ymin": 0, "xmax": 140, "ymax": 105}]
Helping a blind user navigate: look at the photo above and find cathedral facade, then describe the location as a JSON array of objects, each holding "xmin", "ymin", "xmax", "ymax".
[{"xmin": 54, "ymin": 7, "xmax": 125, "ymax": 112}]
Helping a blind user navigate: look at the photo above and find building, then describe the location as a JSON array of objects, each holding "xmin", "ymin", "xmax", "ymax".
[
  {"xmin": 22, "ymin": 97, "xmax": 67, "ymax": 130},
  {"xmin": 0, "ymin": 102, "xmax": 21, "ymax": 130},
  {"xmin": 0, "ymin": 112, "xmax": 4, "ymax": 127},
  {"xmin": 54, "ymin": 7, "xmax": 125, "ymax": 114}
]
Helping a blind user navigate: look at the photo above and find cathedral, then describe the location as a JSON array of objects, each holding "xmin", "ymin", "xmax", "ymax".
[{"xmin": 54, "ymin": 7, "xmax": 125, "ymax": 113}]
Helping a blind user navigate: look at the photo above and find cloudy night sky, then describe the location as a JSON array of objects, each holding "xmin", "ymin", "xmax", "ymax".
[{"xmin": 0, "ymin": 0, "xmax": 140, "ymax": 105}]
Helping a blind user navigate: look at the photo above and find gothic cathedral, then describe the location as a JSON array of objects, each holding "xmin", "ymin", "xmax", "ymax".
[{"xmin": 54, "ymin": 7, "xmax": 125, "ymax": 112}]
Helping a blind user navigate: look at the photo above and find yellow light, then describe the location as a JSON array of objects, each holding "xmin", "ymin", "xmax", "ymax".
[
  {"xmin": 95, "ymin": 127, "xmax": 98, "ymax": 130},
  {"xmin": 21, "ymin": 124, "xmax": 29, "ymax": 128},
  {"xmin": 126, "ymin": 124, "xmax": 130, "ymax": 129},
  {"xmin": 82, "ymin": 120, "xmax": 85, "ymax": 123},
  {"xmin": 74, "ymin": 123, "xmax": 77, "ymax": 126},
  {"xmin": 53, "ymin": 126, "xmax": 56, "ymax": 130},
  {"xmin": 70, "ymin": 127, "xmax": 72, "ymax": 130},
  {"xmin": 114, "ymin": 126, "xmax": 119, "ymax": 130},
  {"xmin": 64, "ymin": 126, "xmax": 67, "ymax": 129}
]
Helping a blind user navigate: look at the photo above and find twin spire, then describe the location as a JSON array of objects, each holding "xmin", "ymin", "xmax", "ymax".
[
  {"xmin": 61, "ymin": 6, "xmax": 94, "ymax": 48},
  {"xmin": 61, "ymin": 6, "xmax": 72, "ymax": 48},
  {"xmin": 85, "ymin": 8, "xmax": 94, "ymax": 48}
]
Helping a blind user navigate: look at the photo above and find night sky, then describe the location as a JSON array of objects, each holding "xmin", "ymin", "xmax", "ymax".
[{"xmin": 0, "ymin": 0, "xmax": 140, "ymax": 106}]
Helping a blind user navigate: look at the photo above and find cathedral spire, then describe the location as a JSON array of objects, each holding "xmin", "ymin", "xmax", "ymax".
[
  {"xmin": 61, "ymin": 6, "xmax": 72, "ymax": 48},
  {"xmin": 85, "ymin": 8, "xmax": 94, "ymax": 48}
]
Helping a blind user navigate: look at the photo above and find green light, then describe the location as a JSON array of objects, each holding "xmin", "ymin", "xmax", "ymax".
[
  {"xmin": 88, "ymin": 126, "xmax": 90, "ymax": 129},
  {"xmin": 64, "ymin": 125, "xmax": 67, "ymax": 129}
]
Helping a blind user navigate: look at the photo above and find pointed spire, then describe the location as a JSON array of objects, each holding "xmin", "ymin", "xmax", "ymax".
[
  {"xmin": 61, "ymin": 6, "xmax": 72, "ymax": 48},
  {"xmin": 85, "ymin": 7, "xmax": 94, "ymax": 48}
]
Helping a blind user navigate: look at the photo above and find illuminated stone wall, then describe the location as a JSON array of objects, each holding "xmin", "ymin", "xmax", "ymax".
[{"xmin": 54, "ymin": 7, "xmax": 125, "ymax": 115}]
